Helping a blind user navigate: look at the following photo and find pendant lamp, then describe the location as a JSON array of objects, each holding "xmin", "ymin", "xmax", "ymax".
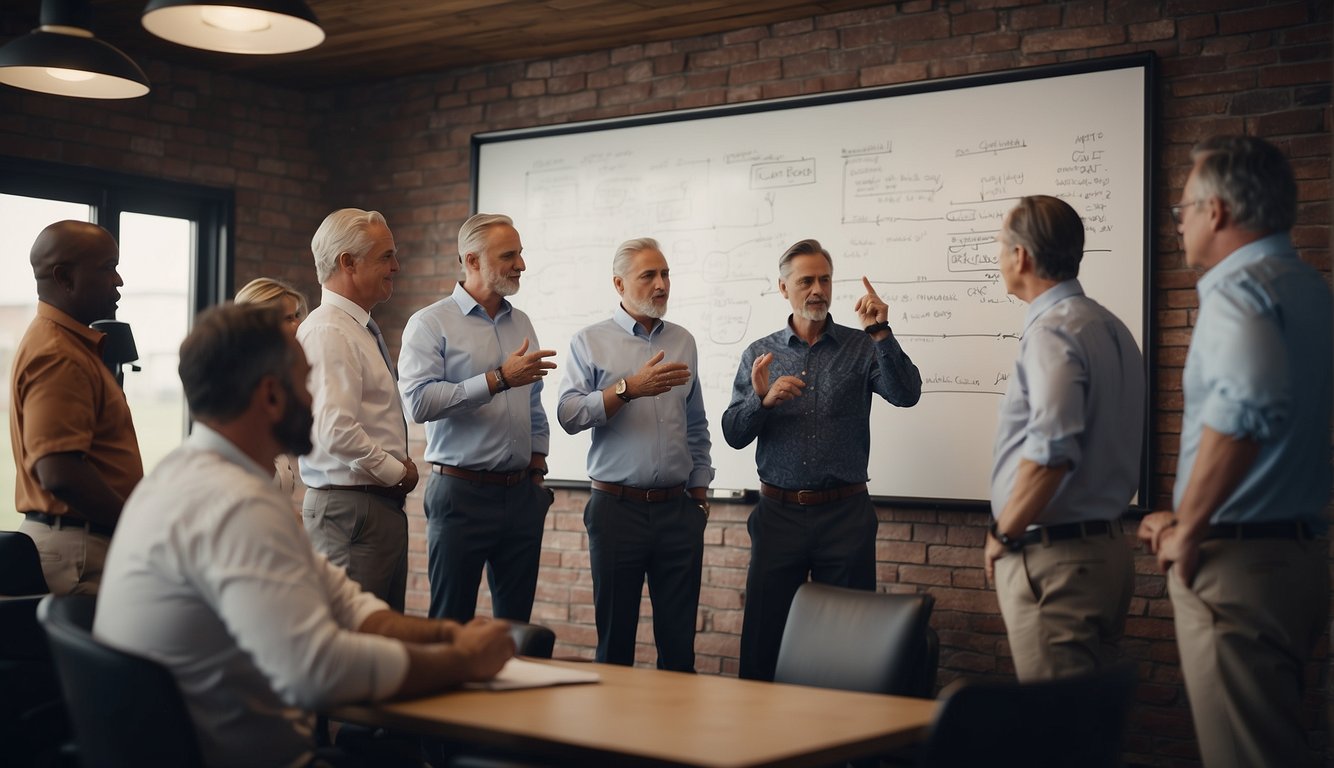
[
  {"xmin": 141, "ymin": 0, "xmax": 324, "ymax": 55},
  {"xmin": 0, "ymin": 0, "xmax": 150, "ymax": 99}
]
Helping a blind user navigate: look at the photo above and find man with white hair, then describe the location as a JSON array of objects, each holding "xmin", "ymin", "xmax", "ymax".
[
  {"xmin": 298, "ymin": 208, "xmax": 417, "ymax": 611},
  {"xmin": 558, "ymin": 237, "xmax": 713, "ymax": 671},
  {"xmin": 399, "ymin": 213, "xmax": 557, "ymax": 623}
]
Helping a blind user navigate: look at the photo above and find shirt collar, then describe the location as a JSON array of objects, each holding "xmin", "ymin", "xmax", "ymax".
[
  {"xmin": 36, "ymin": 301, "xmax": 104, "ymax": 354},
  {"xmin": 320, "ymin": 287, "xmax": 371, "ymax": 327},
  {"xmin": 452, "ymin": 282, "xmax": 512, "ymax": 321},
  {"xmin": 1023, "ymin": 279, "xmax": 1085, "ymax": 333},
  {"xmin": 186, "ymin": 423, "xmax": 275, "ymax": 482},
  {"xmin": 782, "ymin": 313, "xmax": 841, "ymax": 347},
  {"xmin": 613, "ymin": 303, "xmax": 662, "ymax": 338},
  {"xmin": 1196, "ymin": 232, "xmax": 1293, "ymax": 299}
]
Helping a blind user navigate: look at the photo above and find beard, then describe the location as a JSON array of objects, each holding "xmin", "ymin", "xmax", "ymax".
[
  {"xmin": 795, "ymin": 299, "xmax": 828, "ymax": 323},
  {"xmin": 623, "ymin": 293, "xmax": 667, "ymax": 320},
  {"xmin": 481, "ymin": 262, "xmax": 520, "ymax": 297},
  {"xmin": 275, "ymin": 379, "xmax": 315, "ymax": 457}
]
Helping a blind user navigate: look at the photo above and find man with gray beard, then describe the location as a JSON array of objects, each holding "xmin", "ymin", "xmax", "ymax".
[
  {"xmin": 558, "ymin": 238, "xmax": 713, "ymax": 671},
  {"xmin": 399, "ymin": 214, "xmax": 557, "ymax": 622},
  {"xmin": 723, "ymin": 238, "xmax": 922, "ymax": 681}
]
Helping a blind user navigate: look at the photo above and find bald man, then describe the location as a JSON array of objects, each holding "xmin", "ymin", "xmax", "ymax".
[{"xmin": 10, "ymin": 220, "xmax": 143, "ymax": 595}]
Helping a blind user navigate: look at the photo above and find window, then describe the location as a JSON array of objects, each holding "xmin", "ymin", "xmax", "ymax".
[{"xmin": 0, "ymin": 158, "xmax": 233, "ymax": 529}]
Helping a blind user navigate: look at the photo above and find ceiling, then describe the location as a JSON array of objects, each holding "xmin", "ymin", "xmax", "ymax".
[{"xmin": 5, "ymin": 0, "xmax": 889, "ymax": 90}]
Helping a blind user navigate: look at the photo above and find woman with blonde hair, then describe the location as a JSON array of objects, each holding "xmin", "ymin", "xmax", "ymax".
[{"xmin": 234, "ymin": 277, "xmax": 310, "ymax": 497}]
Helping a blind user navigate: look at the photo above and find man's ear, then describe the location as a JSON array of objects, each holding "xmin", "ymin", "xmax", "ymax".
[
  {"xmin": 464, "ymin": 252, "xmax": 480, "ymax": 273},
  {"xmin": 1013, "ymin": 245, "xmax": 1033, "ymax": 275},
  {"xmin": 337, "ymin": 251, "xmax": 357, "ymax": 274},
  {"xmin": 50, "ymin": 263, "xmax": 75, "ymax": 293},
  {"xmin": 612, "ymin": 275, "xmax": 624, "ymax": 296},
  {"xmin": 1206, "ymin": 196, "xmax": 1229, "ymax": 232},
  {"xmin": 255, "ymin": 375, "xmax": 285, "ymax": 417},
  {"xmin": 777, "ymin": 276, "xmax": 789, "ymax": 299}
]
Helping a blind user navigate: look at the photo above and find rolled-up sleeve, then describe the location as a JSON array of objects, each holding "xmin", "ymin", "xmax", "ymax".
[
  {"xmin": 1018, "ymin": 326, "xmax": 1087, "ymax": 470},
  {"xmin": 1195, "ymin": 291, "xmax": 1289, "ymax": 441}
]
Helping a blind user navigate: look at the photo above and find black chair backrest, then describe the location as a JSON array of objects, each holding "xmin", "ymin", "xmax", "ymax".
[
  {"xmin": 509, "ymin": 621, "xmax": 556, "ymax": 659},
  {"xmin": 917, "ymin": 662, "xmax": 1138, "ymax": 768},
  {"xmin": 0, "ymin": 530, "xmax": 50, "ymax": 596},
  {"xmin": 774, "ymin": 583, "xmax": 935, "ymax": 697},
  {"xmin": 37, "ymin": 594, "xmax": 203, "ymax": 768}
]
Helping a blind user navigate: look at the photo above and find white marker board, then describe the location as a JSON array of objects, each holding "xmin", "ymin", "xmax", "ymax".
[{"xmin": 474, "ymin": 56, "xmax": 1153, "ymax": 504}]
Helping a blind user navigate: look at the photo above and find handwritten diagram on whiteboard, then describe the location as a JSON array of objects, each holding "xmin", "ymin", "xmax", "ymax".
[{"xmin": 474, "ymin": 57, "xmax": 1151, "ymax": 503}]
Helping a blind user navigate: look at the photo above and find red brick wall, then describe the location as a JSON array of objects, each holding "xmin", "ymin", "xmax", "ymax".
[{"xmin": 2, "ymin": 1, "xmax": 1330, "ymax": 765}]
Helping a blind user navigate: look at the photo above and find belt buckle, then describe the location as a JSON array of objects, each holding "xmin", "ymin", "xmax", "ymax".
[
  {"xmin": 796, "ymin": 490, "xmax": 817, "ymax": 505},
  {"xmin": 644, "ymin": 489, "xmax": 666, "ymax": 503}
]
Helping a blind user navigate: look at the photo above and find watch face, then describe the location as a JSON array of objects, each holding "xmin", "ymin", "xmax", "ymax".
[{"xmin": 615, "ymin": 378, "xmax": 627, "ymax": 395}]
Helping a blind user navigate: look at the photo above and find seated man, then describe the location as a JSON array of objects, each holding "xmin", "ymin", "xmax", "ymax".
[{"xmin": 95, "ymin": 303, "xmax": 514, "ymax": 768}]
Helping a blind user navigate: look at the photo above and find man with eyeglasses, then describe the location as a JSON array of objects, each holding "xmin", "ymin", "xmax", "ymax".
[{"xmin": 1139, "ymin": 136, "xmax": 1330, "ymax": 768}]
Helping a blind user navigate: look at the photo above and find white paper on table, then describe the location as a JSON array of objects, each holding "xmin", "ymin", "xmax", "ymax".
[{"xmin": 464, "ymin": 658, "xmax": 602, "ymax": 691}]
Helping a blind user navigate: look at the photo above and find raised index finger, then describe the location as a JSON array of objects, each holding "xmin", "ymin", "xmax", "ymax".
[{"xmin": 862, "ymin": 276, "xmax": 880, "ymax": 298}]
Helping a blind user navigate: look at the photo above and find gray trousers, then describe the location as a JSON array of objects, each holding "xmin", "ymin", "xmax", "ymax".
[{"xmin": 302, "ymin": 488, "xmax": 408, "ymax": 612}]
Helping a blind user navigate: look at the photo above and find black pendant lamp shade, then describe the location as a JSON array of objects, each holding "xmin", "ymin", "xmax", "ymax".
[
  {"xmin": 0, "ymin": 0, "xmax": 150, "ymax": 99},
  {"xmin": 142, "ymin": 0, "xmax": 325, "ymax": 55}
]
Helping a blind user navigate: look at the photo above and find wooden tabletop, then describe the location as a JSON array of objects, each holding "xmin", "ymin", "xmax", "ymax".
[{"xmin": 329, "ymin": 659, "xmax": 939, "ymax": 768}]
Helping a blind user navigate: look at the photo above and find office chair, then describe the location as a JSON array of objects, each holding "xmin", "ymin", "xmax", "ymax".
[
  {"xmin": 0, "ymin": 530, "xmax": 50, "ymax": 596},
  {"xmin": 916, "ymin": 662, "xmax": 1138, "ymax": 768},
  {"xmin": 37, "ymin": 594, "xmax": 204, "ymax": 768},
  {"xmin": 508, "ymin": 622, "xmax": 557, "ymax": 659},
  {"xmin": 774, "ymin": 583, "xmax": 937, "ymax": 698}
]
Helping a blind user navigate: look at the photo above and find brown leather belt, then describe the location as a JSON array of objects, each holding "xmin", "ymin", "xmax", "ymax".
[
  {"xmin": 25, "ymin": 511, "xmax": 114, "ymax": 538},
  {"xmin": 433, "ymin": 463, "xmax": 524, "ymax": 487},
  {"xmin": 313, "ymin": 484, "xmax": 405, "ymax": 501},
  {"xmin": 590, "ymin": 480, "xmax": 685, "ymax": 503},
  {"xmin": 760, "ymin": 482, "xmax": 868, "ymax": 506}
]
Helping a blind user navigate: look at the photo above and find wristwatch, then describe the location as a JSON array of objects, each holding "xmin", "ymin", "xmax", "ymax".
[
  {"xmin": 614, "ymin": 378, "xmax": 632, "ymax": 402},
  {"xmin": 863, "ymin": 321, "xmax": 891, "ymax": 335},
  {"xmin": 989, "ymin": 521, "xmax": 1025, "ymax": 552}
]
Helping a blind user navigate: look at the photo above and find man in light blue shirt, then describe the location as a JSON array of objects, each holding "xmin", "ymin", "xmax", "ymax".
[
  {"xmin": 399, "ymin": 214, "xmax": 557, "ymax": 622},
  {"xmin": 985, "ymin": 195, "xmax": 1144, "ymax": 682},
  {"xmin": 1140, "ymin": 136, "xmax": 1331, "ymax": 768},
  {"xmin": 557, "ymin": 237, "xmax": 713, "ymax": 671}
]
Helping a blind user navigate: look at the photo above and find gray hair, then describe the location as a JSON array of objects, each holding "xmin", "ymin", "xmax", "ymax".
[
  {"xmin": 311, "ymin": 208, "xmax": 388, "ymax": 284},
  {"xmin": 1005, "ymin": 195, "xmax": 1084, "ymax": 282},
  {"xmin": 778, "ymin": 239, "xmax": 833, "ymax": 279},
  {"xmin": 1190, "ymin": 135, "xmax": 1296, "ymax": 233},
  {"xmin": 613, "ymin": 237, "xmax": 661, "ymax": 277},
  {"xmin": 457, "ymin": 213, "xmax": 514, "ymax": 264}
]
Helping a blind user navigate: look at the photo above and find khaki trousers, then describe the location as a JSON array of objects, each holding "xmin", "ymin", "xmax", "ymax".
[
  {"xmin": 1169, "ymin": 536, "xmax": 1327, "ymax": 768},
  {"xmin": 18, "ymin": 518, "xmax": 109, "ymax": 596},
  {"xmin": 302, "ymin": 488, "xmax": 408, "ymax": 612},
  {"xmin": 995, "ymin": 528, "xmax": 1133, "ymax": 682}
]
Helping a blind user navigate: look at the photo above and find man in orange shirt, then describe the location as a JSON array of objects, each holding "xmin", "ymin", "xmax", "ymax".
[{"xmin": 10, "ymin": 220, "xmax": 143, "ymax": 595}]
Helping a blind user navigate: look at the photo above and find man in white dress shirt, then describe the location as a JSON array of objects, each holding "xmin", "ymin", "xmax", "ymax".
[
  {"xmin": 96, "ymin": 303, "xmax": 514, "ymax": 768},
  {"xmin": 298, "ymin": 208, "xmax": 418, "ymax": 611}
]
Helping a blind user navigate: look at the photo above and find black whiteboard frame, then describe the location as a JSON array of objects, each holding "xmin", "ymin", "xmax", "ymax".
[{"xmin": 471, "ymin": 53, "xmax": 1156, "ymax": 512}]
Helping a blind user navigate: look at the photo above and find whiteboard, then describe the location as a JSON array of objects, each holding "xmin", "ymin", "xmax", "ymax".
[{"xmin": 474, "ymin": 56, "xmax": 1152, "ymax": 504}]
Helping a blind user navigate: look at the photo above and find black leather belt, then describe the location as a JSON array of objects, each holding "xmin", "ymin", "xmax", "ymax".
[
  {"xmin": 312, "ymin": 484, "xmax": 405, "ymax": 502},
  {"xmin": 760, "ymin": 482, "xmax": 868, "ymax": 506},
  {"xmin": 433, "ymin": 464, "xmax": 524, "ymax": 487},
  {"xmin": 1206, "ymin": 521, "xmax": 1312, "ymax": 540},
  {"xmin": 1017, "ymin": 519, "xmax": 1115, "ymax": 547},
  {"xmin": 590, "ymin": 480, "xmax": 685, "ymax": 503},
  {"xmin": 24, "ymin": 512, "xmax": 114, "ymax": 538}
]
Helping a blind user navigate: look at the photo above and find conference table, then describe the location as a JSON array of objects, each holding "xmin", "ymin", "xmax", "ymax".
[{"xmin": 329, "ymin": 659, "xmax": 938, "ymax": 767}]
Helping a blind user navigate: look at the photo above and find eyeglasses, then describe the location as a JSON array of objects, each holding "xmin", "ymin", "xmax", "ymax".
[{"xmin": 1170, "ymin": 198, "xmax": 1207, "ymax": 225}]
